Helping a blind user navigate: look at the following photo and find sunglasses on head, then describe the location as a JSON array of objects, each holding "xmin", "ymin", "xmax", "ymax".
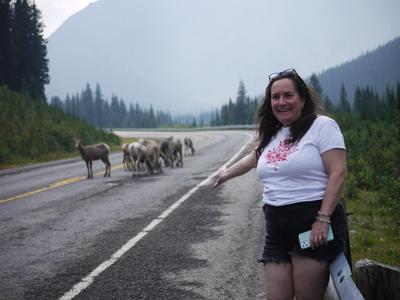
[{"xmin": 268, "ymin": 68, "xmax": 298, "ymax": 82}]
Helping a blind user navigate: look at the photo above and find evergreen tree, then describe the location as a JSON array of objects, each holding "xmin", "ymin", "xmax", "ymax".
[
  {"xmin": 118, "ymin": 98, "xmax": 128, "ymax": 127},
  {"xmin": 210, "ymin": 110, "xmax": 216, "ymax": 126},
  {"xmin": 13, "ymin": 0, "xmax": 48, "ymax": 100},
  {"xmin": 235, "ymin": 80, "xmax": 247, "ymax": 124},
  {"xmin": 191, "ymin": 118, "xmax": 197, "ymax": 128},
  {"xmin": 353, "ymin": 87, "xmax": 362, "ymax": 117},
  {"xmin": 322, "ymin": 95, "xmax": 334, "ymax": 113},
  {"xmin": 71, "ymin": 93, "xmax": 80, "ymax": 117},
  {"xmin": 28, "ymin": 2, "xmax": 49, "ymax": 99},
  {"xmin": 0, "ymin": 0, "xmax": 14, "ymax": 88},
  {"xmin": 220, "ymin": 104, "xmax": 228, "ymax": 125},
  {"xmin": 148, "ymin": 105, "xmax": 157, "ymax": 127},
  {"xmin": 50, "ymin": 96, "xmax": 63, "ymax": 110},
  {"xmin": 339, "ymin": 83, "xmax": 351, "ymax": 112},
  {"xmin": 103, "ymin": 100, "xmax": 111, "ymax": 128},
  {"xmin": 308, "ymin": 74, "xmax": 323, "ymax": 96},
  {"xmin": 80, "ymin": 83, "xmax": 95, "ymax": 124},
  {"xmin": 134, "ymin": 103, "xmax": 141, "ymax": 127},
  {"xmin": 353, "ymin": 86, "xmax": 382, "ymax": 120},
  {"xmin": 385, "ymin": 84, "xmax": 396, "ymax": 113},
  {"xmin": 13, "ymin": 0, "xmax": 30, "ymax": 91},
  {"xmin": 128, "ymin": 103, "xmax": 135, "ymax": 128},
  {"xmin": 64, "ymin": 94, "xmax": 72, "ymax": 115},
  {"xmin": 214, "ymin": 108, "xmax": 220, "ymax": 126},
  {"xmin": 94, "ymin": 83, "xmax": 104, "ymax": 127},
  {"xmin": 247, "ymin": 96, "xmax": 259, "ymax": 124},
  {"xmin": 227, "ymin": 98, "xmax": 234, "ymax": 124},
  {"xmin": 110, "ymin": 95, "xmax": 120, "ymax": 128}
]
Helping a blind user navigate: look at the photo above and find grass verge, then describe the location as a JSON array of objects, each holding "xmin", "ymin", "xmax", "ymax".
[{"xmin": 346, "ymin": 190, "xmax": 400, "ymax": 267}]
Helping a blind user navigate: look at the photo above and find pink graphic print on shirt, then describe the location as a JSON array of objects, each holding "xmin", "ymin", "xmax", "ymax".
[{"xmin": 265, "ymin": 139, "xmax": 298, "ymax": 171}]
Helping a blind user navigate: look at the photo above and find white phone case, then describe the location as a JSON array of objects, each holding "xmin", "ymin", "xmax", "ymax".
[{"xmin": 298, "ymin": 225, "xmax": 334, "ymax": 249}]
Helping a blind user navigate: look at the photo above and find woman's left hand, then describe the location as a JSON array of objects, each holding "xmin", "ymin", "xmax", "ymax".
[{"xmin": 310, "ymin": 220, "xmax": 330, "ymax": 249}]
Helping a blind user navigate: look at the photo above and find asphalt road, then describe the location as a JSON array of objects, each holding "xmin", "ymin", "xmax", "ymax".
[{"xmin": 0, "ymin": 130, "xmax": 266, "ymax": 300}]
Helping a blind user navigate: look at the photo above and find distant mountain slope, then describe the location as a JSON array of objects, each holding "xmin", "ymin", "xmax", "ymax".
[
  {"xmin": 45, "ymin": 0, "xmax": 400, "ymax": 113},
  {"xmin": 46, "ymin": 0, "xmax": 260, "ymax": 114},
  {"xmin": 316, "ymin": 37, "xmax": 400, "ymax": 103}
]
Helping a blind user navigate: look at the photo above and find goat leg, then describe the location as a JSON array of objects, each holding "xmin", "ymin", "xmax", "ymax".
[
  {"xmin": 86, "ymin": 161, "xmax": 92, "ymax": 178},
  {"xmin": 85, "ymin": 161, "xmax": 90, "ymax": 179}
]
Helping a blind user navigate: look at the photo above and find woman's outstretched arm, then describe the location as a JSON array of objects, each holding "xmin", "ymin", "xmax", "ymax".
[{"xmin": 214, "ymin": 149, "xmax": 258, "ymax": 187}]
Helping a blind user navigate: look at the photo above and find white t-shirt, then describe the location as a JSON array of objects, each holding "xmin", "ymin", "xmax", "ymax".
[{"xmin": 256, "ymin": 115, "xmax": 346, "ymax": 206}]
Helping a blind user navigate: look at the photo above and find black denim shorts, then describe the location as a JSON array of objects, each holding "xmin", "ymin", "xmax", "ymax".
[{"xmin": 259, "ymin": 200, "xmax": 347, "ymax": 264}]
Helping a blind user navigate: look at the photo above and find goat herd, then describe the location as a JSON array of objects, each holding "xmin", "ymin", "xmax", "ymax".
[{"xmin": 75, "ymin": 136, "xmax": 195, "ymax": 179}]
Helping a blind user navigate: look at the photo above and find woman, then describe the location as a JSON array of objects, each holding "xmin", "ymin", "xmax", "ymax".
[{"xmin": 214, "ymin": 69, "xmax": 347, "ymax": 300}]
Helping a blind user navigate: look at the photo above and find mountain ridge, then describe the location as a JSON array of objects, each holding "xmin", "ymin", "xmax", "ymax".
[
  {"xmin": 45, "ymin": 0, "xmax": 400, "ymax": 113},
  {"xmin": 316, "ymin": 37, "xmax": 400, "ymax": 103}
]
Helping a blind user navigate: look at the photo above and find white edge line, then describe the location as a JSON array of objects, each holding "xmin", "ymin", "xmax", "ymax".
[{"xmin": 58, "ymin": 132, "xmax": 254, "ymax": 300}]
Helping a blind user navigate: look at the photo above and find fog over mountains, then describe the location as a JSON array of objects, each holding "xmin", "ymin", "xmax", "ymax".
[
  {"xmin": 46, "ymin": 0, "xmax": 400, "ymax": 114},
  {"xmin": 317, "ymin": 37, "xmax": 400, "ymax": 104}
]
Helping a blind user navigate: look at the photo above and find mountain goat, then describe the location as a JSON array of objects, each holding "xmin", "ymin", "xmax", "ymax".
[
  {"xmin": 129, "ymin": 142, "xmax": 153, "ymax": 176},
  {"xmin": 183, "ymin": 137, "xmax": 195, "ymax": 156},
  {"xmin": 160, "ymin": 136, "xmax": 183, "ymax": 168},
  {"xmin": 122, "ymin": 143, "xmax": 133, "ymax": 171},
  {"xmin": 75, "ymin": 138, "xmax": 111, "ymax": 179},
  {"xmin": 138, "ymin": 139, "xmax": 163, "ymax": 174}
]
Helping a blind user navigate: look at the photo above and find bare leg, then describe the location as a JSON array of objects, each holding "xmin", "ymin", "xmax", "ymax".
[
  {"xmin": 292, "ymin": 255, "xmax": 329, "ymax": 300},
  {"xmin": 264, "ymin": 262, "xmax": 294, "ymax": 300}
]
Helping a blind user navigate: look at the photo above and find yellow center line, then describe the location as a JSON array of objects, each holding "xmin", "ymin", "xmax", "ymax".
[{"xmin": 0, "ymin": 163, "xmax": 124, "ymax": 205}]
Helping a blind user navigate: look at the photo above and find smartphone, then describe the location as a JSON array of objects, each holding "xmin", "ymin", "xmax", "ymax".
[{"xmin": 298, "ymin": 225, "xmax": 334, "ymax": 249}]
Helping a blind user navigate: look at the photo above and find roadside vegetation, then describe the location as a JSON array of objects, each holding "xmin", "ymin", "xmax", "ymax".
[
  {"xmin": 0, "ymin": 0, "xmax": 120, "ymax": 169},
  {"xmin": 340, "ymin": 117, "xmax": 400, "ymax": 267},
  {"xmin": 327, "ymin": 83, "xmax": 400, "ymax": 267},
  {"xmin": 0, "ymin": 86, "xmax": 120, "ymax": 169}
]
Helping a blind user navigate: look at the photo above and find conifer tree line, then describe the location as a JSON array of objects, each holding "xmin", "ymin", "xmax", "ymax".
[
  {"xmin": 50, "ymin": 83, "xmax": 175, "ymax": 129},
  {"xmin": 210, "ymin": 80, "xmax": 260, "ymax": 126},
  {"xmin": 0, "ymin": 0, "xmax": 49, "ymax": 100},
  {"xmin": 307, "ymin": 74, "xmax": 400, "ymax": 119},
  {"xmin": 50, "ymin": 76, "xmax": 400, "ymax": 129},
  {"xmin": 210, "ymin": 76, "xmax": 400, "ymax": 127},
  {"xmin": 50, "ymin": 80, "xmax": 261, "ymax": 129}
]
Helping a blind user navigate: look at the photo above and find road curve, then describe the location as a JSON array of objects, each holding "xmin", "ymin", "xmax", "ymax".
[{"xmin": 0, "ymin": 130, "xmax": 265, "ymax": 300}]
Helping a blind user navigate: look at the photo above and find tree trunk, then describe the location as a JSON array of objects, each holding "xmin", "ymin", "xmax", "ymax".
[{"xmin": 354, "ymin": 259, "xmax": 400, "ymax": 300}]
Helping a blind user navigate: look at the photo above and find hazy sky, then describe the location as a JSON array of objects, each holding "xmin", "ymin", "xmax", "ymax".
[
  {"xmin": 37, "ymin": 0, "xmax": 400, "ymax": 113},
  {"xmin": 36, "ymin": 0, "xmax": 97, "ymax": 38},
  {"xmin": 36, "ymin": 0, "xmax": 400, "ymax": 73}
]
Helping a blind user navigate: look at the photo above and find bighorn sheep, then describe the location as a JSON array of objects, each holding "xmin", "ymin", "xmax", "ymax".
[
  {"xmin": 129, "ymin": 142, "xmax": 153, "ymax": 176},
  {"xmin": 75, "ymin": 138, "xmax": 111, "ymax": 178},
  {"xmin": 138, "ymin": 139, "xmax": 163, "ymax": 174},
  {"xmin": 183, "ymin": 137, "xmax": 195, "ymax": 156},
  {"xmin": 160, "ymin": 136, "xmax": 183, "ymax": 168},
  {"xmin": 122, "ymin": 143, "xmax": 133, "ymax": 171}
]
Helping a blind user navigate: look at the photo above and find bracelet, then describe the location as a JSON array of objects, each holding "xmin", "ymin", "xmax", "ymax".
[
  {"xmin": 316, "ymin": 216, "xmax": 331, "ymax": 223},
  {"xmin": 317, "ymin": 210, "xmax": 331, "ymax": 218}
]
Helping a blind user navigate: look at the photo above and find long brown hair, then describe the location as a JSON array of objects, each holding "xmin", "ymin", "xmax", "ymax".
[{"xmin": 255, "ymin": 70, "xmax": 323, "ymax": 158}]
